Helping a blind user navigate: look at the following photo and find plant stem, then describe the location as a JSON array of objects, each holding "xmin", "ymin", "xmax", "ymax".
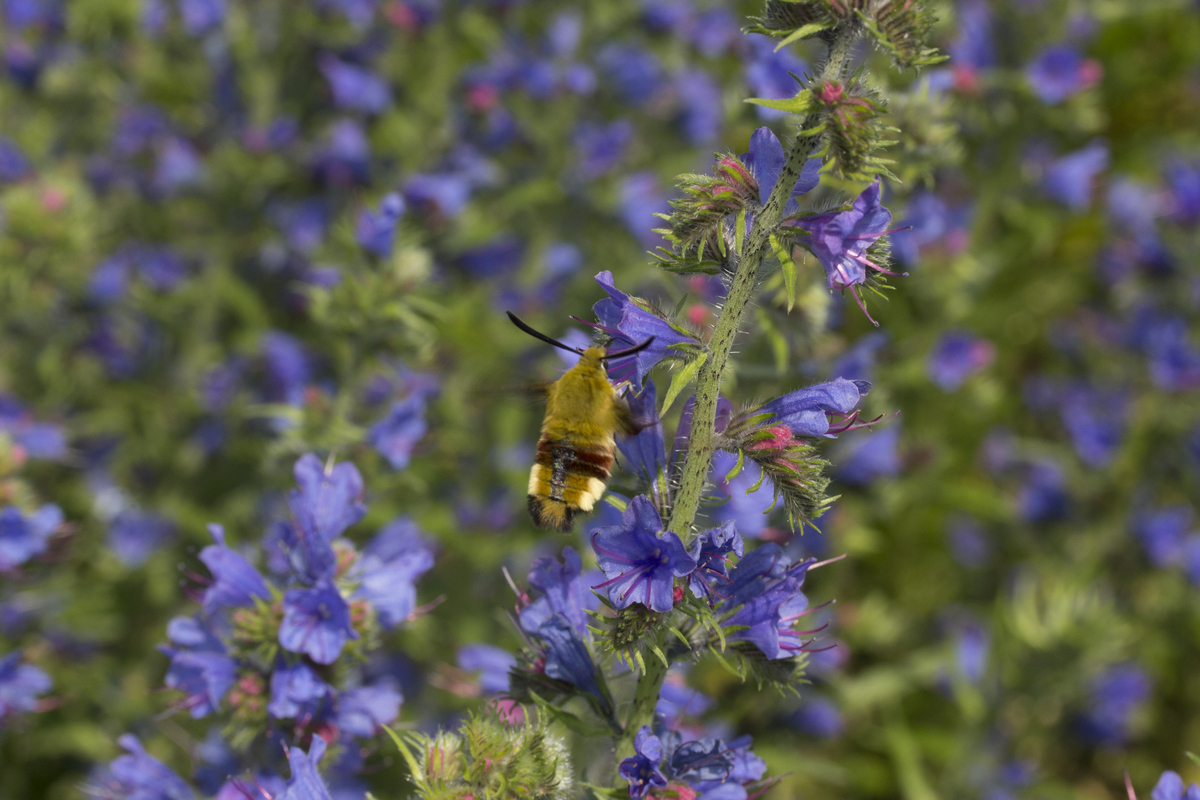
[
  {"xmin": 616, "ymin": 636, "xmax": 669, "ymax": 760},
  {"xmin": 666, "ymin": 25, "xmax": 859, "ymax": 540}
]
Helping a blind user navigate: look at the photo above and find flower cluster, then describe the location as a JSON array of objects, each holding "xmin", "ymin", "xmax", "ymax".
[
  {"xmin": 131, "ymin": 453, "xmax": 433, "ymax": 791},
  {"xmin": 619, "ymin": 725, "xmax": 770, "ymax": 800}
]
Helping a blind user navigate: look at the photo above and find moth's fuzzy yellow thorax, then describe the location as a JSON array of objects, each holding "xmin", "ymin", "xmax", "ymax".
[{"xmin": 541, "ymin": 347, "xmax": 622, "ymax": 441}]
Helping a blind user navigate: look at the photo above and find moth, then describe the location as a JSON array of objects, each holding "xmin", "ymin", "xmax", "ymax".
[{"xmin": 507, "ymin": 312, "xmax": 654, "ymax": 532}]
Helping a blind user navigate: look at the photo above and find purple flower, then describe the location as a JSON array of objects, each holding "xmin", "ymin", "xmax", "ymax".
[
  {"xmin": 791, "ymin": 181, "xmax": 900, "ymax": 324},
  {"xmin": 1078, "ymin": 664, "xmax": 1151, "ymax": 745},
  {"xmin": 279, "ymin": 581, "xmax": 358, "ymax": 664},
  {"xmin": 1043, "ymin": 141, "xmax": 1109, "ymax": 210},
  {"xmin": 687, "ymin": 520, "xmax": 743, "ymax": 603},
  {"xmin": 1132, "ymin": 506, "xmax": 1192, "ymax": 567},
  {"xmin": 136, "ymin": 246, "xmax": 188, "ymax": 292},
  {"xmin": 288, "ymin": 454, "xmax": 367, "ymax": 545},
  {"xmin": 281, "ymin": 737, "xmax": 334, "ymax": 800},
  {"xmin": 268, "ymin": 660, "xmax": 331, "ymax": 719},
  {"xmin": 946, "ymin": 516, "xmax": 990, "ymax": 569},
  {"xmin": 686, "ymin": 734, "xmax": 766, "ymax": 795},
  {"xmin": 789, "ymin": 696, "xmax": 843, "ymax": 738},
  {"xmin": 536, "ymin": 613, "xmax": 606, "ymax": 706},
  {"xmin": 835, "ymin": 426, "xmax": 901, "ymax": 486},
  {"xmin": 336, "ymin": 682, "xmax": 402, "ymax": 737},
  {"xmin": 742, "ymin": 126, "xmax": 821, "ymax": 211},
  {"xmin": 160, "ymin": 617, "xmax": 236, "ymax": 719},
  {"xmin": 352, "ymin": 516, "xmax": 435, "ymax": 628},
  {"xmin": 927, "ymin": 332, "xmax": 995, "ymax": 390},
  {"xmin": 745, "ymin": 35, "xmax": 808, "ymax": 121},
  {"xmin": 752, "ymin": 377, "xmax": 869, "ymax": 437},
  {"xmin": 320, "ymin": 55, "xmax": 393, "ymax": 114},
  {"xmin": 1025, "ymin": 45, "xmax": 1101, "ymax": 104},
  {"xmin": 0, "ymin": 504, "xmax": 61, "ymax": 571},
  {"xmin": 708, "ymin": 450, "xmax": 775, "ymax": 538},
  {"xmin": 518, "ymin": 546, "xmax": 601, "ymax": 638},
  {"xmin": 0, "ymin": 137, "xmax": 31, "ymax": 182},
  {"xmin": 404, "ymin": 172, "xmax": 474, "ymax": 219},
  {"xmin": 573, "ymin": 120, "xmax": 633, "ymax": 180},
  {"xmin": 1016, "ymin": 459, "xmax": 1069, "ymax": 523},
  {"xmin": 198, "ymin": 524, "xmax": 270, "ymax": 615},
  {"xmin": 598, "ymin": 44, "xmax": 663, "ymax": 106},
  {"xmin": 1059, "ymin": 385, "xmax": 1128, "ymax": 468},
  {"xmin": 618, "ymin": 726, "xmax": 668, "ymax": 798},
  {"xmin": 617, "ymin": 382, "xmax": 667, "ymax": 489},
  {"xmin": 1132, "ymin": 314, "xmax": 1200, "ymax": 391},
  {"xmin": 673, "ymin": 70, "xmax": 722, "ymax": 145},
  {"xmin": 690, "ymin": 7, "xmax": 740, "ymax": 57},
  {"xmin": 180, "ymin": 0, "xmax": 225, "ymax": 35},
  {"xmin": 1164, "ymin": 158, "xmax": 1200, "ymax": 225},
  {"xmin": 0, "ymin": 651, "xmax": 50, "ymax": 719},
  {"xmin": 831, "ymin": 332, "xmax": 888, "ymax": 382},
  {"xmin": 313, "ymin": 119, "xmax": 371, "ymax": 187},
  {"xmin": 108, "ymin": 509, "xmax": 173, "ymax": 567},
  {"xmin": 954, "ymin": 621, "xmax": 989, "ymax": 683},
  {"xmin": 457, "ymin": 644, "xmax": 516, "ymax": 693},
  {"xmin": 366, "ymin": 393, "xmax": 428, "ymax": 470},
  {"xmin": 618, "ymin": 172, "xmax": 670, "ymax": 248},
  {"xmin": 104, "ymin": 734, "xmax": 197, "ymax": 800},
  {"xmin": 1150, "ymin": 772, "xmax": 1200, "ymax": 800},
  {"xmin": 154, "ymin": 137, "xmax": 204, "ymax": 194},
  {"xmin": 592, "ymin": 271, "xmax": 699, "ymax": 386},
  {"xmin": 656, "ymin": 673, "xmax": 714, "ymax": 724},
  {"xmin": 355, "ymin": 192, "xmax": 405, "ymax": 257},
  {"xmin": 112, "ymin": 105, "xmax": 171, "ymax": 158},
  {"xmin": 460, "ymin": 234, "xmax": 525, "ymax": 279},
  {"xmin": 261, "ymin": 331, "xmax": 311, "ymax": 406},
  {"xmin": 720, "ymin": 543, "xmax": 819, "ymax": 659},
  {"xmin": 592, "ymin": 495, "xmax": 699, "ymax": 612},
  {"xmin": 272, "ymin": 199, "xmax": 330, "ymax": 253},
  {"xmin": 948, "ymin": 0, "xmax": 995, "ymax": 73}
]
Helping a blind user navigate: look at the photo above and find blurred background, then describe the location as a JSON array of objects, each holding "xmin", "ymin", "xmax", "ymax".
[{"xmin": 0, "ymin": 0, "xmax": 1198, "ymax": 797}]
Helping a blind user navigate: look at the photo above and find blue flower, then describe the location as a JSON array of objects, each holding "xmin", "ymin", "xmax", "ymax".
[
  {"xmin": 750, "ymin": 377, "xmax": 869, "ymax": 438},
  {"xmin": 272, "ymin": 198, "xmax": 330, "ymax": 253},
  {"xmin": 336, "ymin": 681, "xmax": 402, "ymax": 737},
  {"xmin": 366, "ymin": 393, "xmax": 428, "ymax": 470},
  {"xmin": 355, "ymin": 192, "xmax": 405, "ymax": 257},
  {"xmin": 1059, "ymin": 385, "xmax": 1128, "ymax": 468},
  {"xmin": 674, "ymin": 70, "xmax": 722, "ymax": 145},
  {"xmin": 656, "ymin": 673, "xmax": 714, "ymax": 725},
  {"xmin": 404, "ymin": 172, "xmax": 474, "ymax": 219},
  {"xmin": 108, "ymin": 509, "xmax": 174, "ymax": 567},
  {"xmin": 720, "ymin": 544, "xmax": 819, "ymax": 659},
  {"xmin": 741, "ymin": 126, "xmax": 821, "ymax": 212},
  {"xmin": 268, "ymin": 660, "xmax": 331, "ymax": 720},
  {"xmin": 1149, "ymin": 771, "xmax": 1200, "ymax": 800},
  {"xmin": 153, "ymin": 137, "xmax": 204, "ymax": 195},
  {"xmin": 618, "ymin": 172, "xmax": 670, "ymax": 248},
  {"xmin": 288, "ymin": 454, "xmax": 367, "ymax": 546},
  {"xmin": 617, "ymin": 381, "xmax": 667, "ymax": 490},
  {"xmin": 103, "ymin": 734, "xmax": 197, "ymax": 800},
  {"xmin": 518, "ymin": 546, "xmax": 600, "ymax": 639},
  {"xmin": 948, "ymin": 0, "xmax": 995, "ymax": 73},
  {"xmin": 708, "ymin": 450, "xmax": 775, "ymax": 538},
  {"xmin": 0, "ymin": 137, "xmax": 31, "ymax": 182},
  {"xmin": 0, "ymin": 650, "xmax": 51, "ymax": 719},
  {"xmin": 460, "ymin": 235, "xmax": 525, "ymax": 278},
  {"xmin": 791, "ymin": 181, "xmax": 900, "ymax": 324},
  {"xmin": 313, "ymin": 119, "xmax": 371, "ymax": 187},
  {"xmin": 592, "ymin": 496, "xmax": 699, "ymax": 612},
  {"xmin": 835, "ymin": 426, "xmax": 901, "ymax": 486},
  {"xmin": 0, "ymin": 504, "xmax": 61, "ymax": 572},
  {"xmin": 352, "ymin": 516, "xmax": 435, "ymax": 628},
  {"xmin": 1016, "ymin": 459, "xmax": 1069, "ymax": 523},
  {"xmin": 618, "ymin": 726, "xmax": 668, "ymax": 798},
  {"xmin": 536, "ymin": 613, "xmax": 607, "ymax": 707},
  {"xmin": 281, "ymin": 736, "xmax": 334, "ymax": 800},
  {"xmin": 745, "ymin": 35, "xmax": 808, "ymax": 122},
  {"xmin": 953, "ymin": 620, "xmax": 990, "ymax": 683},
  {"xmin": 927, "ymin": 332, "xmax": 995, "ymax": 390},
  {"xmin": 279, "ymin": 581, "xmax": 358, "ymax": 664},
  {"xmin": 946, "ymin": 516, "xmax": 990, "ymax": 569},
  {"xmin": 1130, "ymin": 313, "xmax": 1200, "ymax": 391},
  {"xmin": 687, "ymin": 520, "xmax": 743, "ymax": 603},
  {"xmin": 457, "ymin": 644, "xmax": 516, "ymax": 693},
  {"xmin": 573, "ymin": 119, "xmax": 633, "ymax": 180},
  {"xmin": 1078, "ymin": 664, "xmax": 1151, "ymax": 745},
  {"xmin": 788, "ymin": 696, "xmax": 843, "ymax": 738},
  {"xmin": 160, "ymin": 616, "xmax": 236, "ymax": 718},
  {"xmin": 1165, "ymin": 157, "xmax": 1200, "ymax": 225},
  {"xmin": 198, "ymin": 524, "xmax": 270, "ymax": 615},
  {"xmin": 597, "ymin": 44, "xmax": 663, "ymax": 106},
  {"xmin": 262, "ymin": 331, "xmax": 312, "ymax": 406},
  {"xmin": 320, "ymin": 55, "xmax": 393, "ymax": 114},
  {"xmin": 180, "ymin": 0, "xmax": 225, "ymax": 35},
  {"xmin": 592, "ymin": 271, "xmax": 699, "ymax": 387},
  {"xmin": 1132, "ymin": 506, "xmax": 1193, "ymax": 567},
  {"xmin": 1043, "ymin": 141, "xmax": 1109, "ymax": 210},
  {"xmin": 1025, "ymin": 45, "xmax": 1101, "ymax": 104}
]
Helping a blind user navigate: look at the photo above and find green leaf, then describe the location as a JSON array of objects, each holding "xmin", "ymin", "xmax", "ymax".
[
  {"xmin": 724, "ymin": 449, "xmax": 746, "ymax": 482},
  {"xmin": 774, "ymin": 21, "xmax": 833, "ymax": 50},
  {"xmin": 602, "ymin": 494, "xmax": 629, "ymax": 513},
  {"xmin": 746, "ymin": 90, "xmax": 813, "ymax": 115},
  {"xmin": 381, "ymin": 725, "xmax": 423, "ymax": 778},
  {"xmin": 1188, "ymin": 751, "xmax": 1200, "ymax": 768},
  {"xmin": 734, "ymin": 208, "xmax": 747, "ymax": 257},
  {"xmin": 530, "ymin": 692, "xmax": 612, "ymax": 737},
  {"xmin": 660, "ymin": 351, "xmax": 708, "ymax": 415},
  {"xmin": 648, "ymin": 642, "xmax": 669, "ymax": 668},
  {"xmin": 771, "ymin": 234, "xmax": 799, "ymax": 312}
]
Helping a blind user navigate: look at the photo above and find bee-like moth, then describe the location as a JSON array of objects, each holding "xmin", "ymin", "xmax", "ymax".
[{"xmin": 507, "ymin": 312, "xmax": 654, "ymax": 532}]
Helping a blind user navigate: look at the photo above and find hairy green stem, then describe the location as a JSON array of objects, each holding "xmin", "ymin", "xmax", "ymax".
[
  {"xmin": 614, "ymin": 25, "xmax": 861, "ymax": 766},
  {"xmin": 666, "ymin": 26, "xmax": 858, "ymax": 540}
]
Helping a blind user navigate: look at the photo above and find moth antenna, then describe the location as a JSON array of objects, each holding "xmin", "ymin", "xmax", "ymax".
[
  {"xmin": 602, "ymin": 337, "xmax": 656, "ymax": 361},
  {"xmin": 506, "ymin": 311, "xmax": 585, "ymax": 355}
]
